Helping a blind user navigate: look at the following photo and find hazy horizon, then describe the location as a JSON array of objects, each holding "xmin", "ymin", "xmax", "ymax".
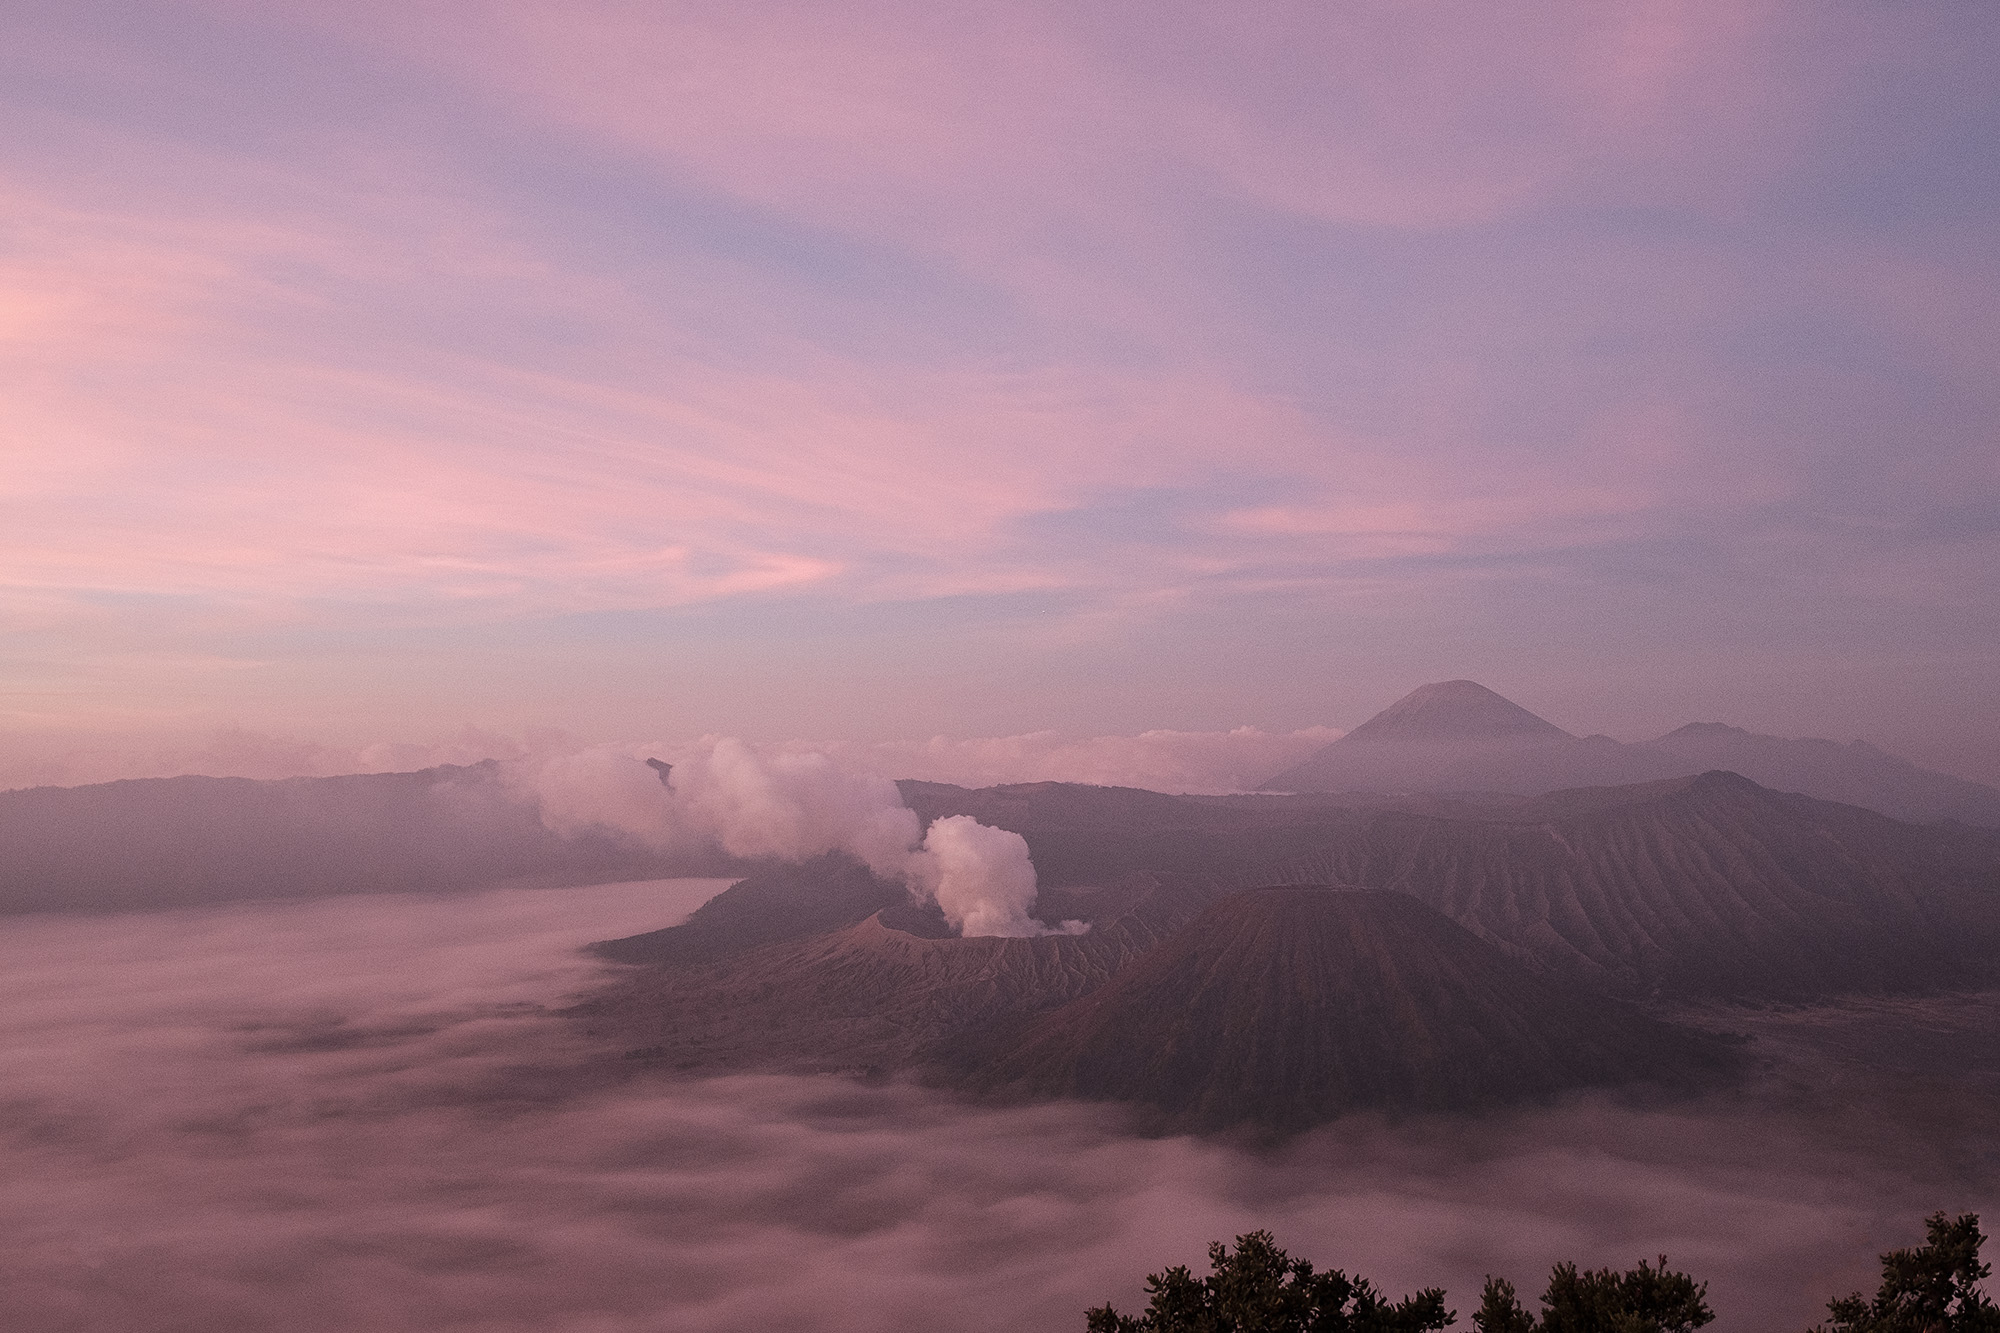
[{"xmin": 8, "ymin": 676, "xmax": 1999, "ymax": 795}]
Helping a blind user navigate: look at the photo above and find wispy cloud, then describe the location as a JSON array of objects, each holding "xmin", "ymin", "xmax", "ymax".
[{"xmin": 3, "ymin": 0, "xmax": 1997, "ymax": 753}]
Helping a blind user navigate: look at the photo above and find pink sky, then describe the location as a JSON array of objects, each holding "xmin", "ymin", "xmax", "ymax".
[{"xmin": 4, "ymin": 1, "xmax": 1997, "ymax": 784}]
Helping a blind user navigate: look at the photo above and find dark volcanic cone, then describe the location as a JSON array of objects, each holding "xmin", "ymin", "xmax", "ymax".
[{"xmin": 966, "ymin": 886, "xmax": 1730, "ymax": 1134}]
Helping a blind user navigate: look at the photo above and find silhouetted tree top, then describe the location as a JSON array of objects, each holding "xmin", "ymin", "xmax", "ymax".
[
  {"xmin": 1472, "ymin": 1257, "xmax": 1712, "ymax": 1333},
  {"xmin": 1084, "ymin": 1230, "xmax": 1455, "ymax": 1333},
  {"xmin": 1088, "ymin": 1213, "xmax": 1990, "ymax": 1333},
  {"xmin": 1813, "ymin": 1212, "xmax": 2000, "ymax": 1333}
]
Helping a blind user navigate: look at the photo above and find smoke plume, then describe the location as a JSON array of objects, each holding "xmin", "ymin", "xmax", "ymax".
[
  {"xmin": 907, "ymin": 815, "xmax": 1086, "ymax": 938},
  {"xmin": 516, "ymin": 739, "xmax": 1074, "ymax": 937}
]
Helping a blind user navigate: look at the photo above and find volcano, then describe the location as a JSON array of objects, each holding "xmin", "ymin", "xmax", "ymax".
[
  {"xmin": 574, "ymin": 870, "xmax": 1225, "ymax": 1077},
  {"xmin": 964, "ymin": 886, "xmax": 1730, "ymax": 1133},
  {"xmin": 1262, "ymin": 681, "xmax": 1669, "ymax": 796},
  {"xmin": 576, "ymin": 768, "xmax": 2000, "ymax": 1132},
  {"xmin": 1337, "ymin": 680, "xmax": 1573, "ymax": 743},
  {"xmin": 1261, "ymin": 682, "xmax": 2000, "ymax": 827}
]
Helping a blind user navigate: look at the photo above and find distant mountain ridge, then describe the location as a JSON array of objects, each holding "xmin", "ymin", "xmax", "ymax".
[
  {"xmin": 1646, "ymin": 722, "xmax": 2000, "ymax": 826},
  {"xmin": 1262, "ymin": 682, "xmax": 2000, "ymax": 828},
  {"xmin": 1252, "ymin": 770, "xmax": 2000, "ymax": 998},
  {"xmin": 0, "ymin": 763, "xmax": 731, "ymax": 912}
]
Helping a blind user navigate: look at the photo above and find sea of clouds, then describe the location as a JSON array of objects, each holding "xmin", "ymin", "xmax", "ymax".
[{"xmin": 1, "ymin": 879, "xmax": 1995, "ymax": 1332}]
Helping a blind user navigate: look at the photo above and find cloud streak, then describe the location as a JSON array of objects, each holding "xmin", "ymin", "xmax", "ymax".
[{"xmin": 2, "ymin": 2, "xmax": 1997, "ymax": 766}]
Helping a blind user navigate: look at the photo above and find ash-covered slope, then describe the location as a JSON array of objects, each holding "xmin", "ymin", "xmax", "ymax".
[
  {"xmin": 576, "ymin": 871, "xmax": 1228, "ymax": 1075},
  {"xmin": 1258, "ymin": 771, "xmax": 2000, "ymax": 998},
  {"xmin": 967, "ymin": 887, "xmax": 1731, "ymax": 1133},
  {"xmin": 0, "ymin": 763, "xmax": 722, "ymax": 912}
]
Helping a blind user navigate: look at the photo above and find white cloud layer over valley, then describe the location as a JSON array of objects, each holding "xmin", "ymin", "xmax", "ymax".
[{"xmin": 0, "ymin": 879, "xmax": 1993, "ymax": 1331}]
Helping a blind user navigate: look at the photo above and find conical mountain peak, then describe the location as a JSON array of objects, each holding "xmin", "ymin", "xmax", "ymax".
[{"xmin": 1339, "ymin": 680, "xmax": 1572, "ymax": 744}]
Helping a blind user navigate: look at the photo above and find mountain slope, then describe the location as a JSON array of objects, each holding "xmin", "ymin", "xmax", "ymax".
[
  {"xmin": 1649, "ymin": 723, "xmax": 2000, "ymax": 827},
  {"xmin": 589, "ymin": 853, "xmax": 907, "ymax": 966},
  {"xmin": 1254, "ymin": 772, "xmax": 2000, "ymax": 997},
  {"xmin": 0, "ymin": 764, "xmax": 720, "ymax": 912},
  {"xmin": 575, "ymin": 871, "xmax": 1230, "ymax": 1075},
  {"xmin": 965, "ymin": 887, "xmax": 1732, "ymax": 1133}
]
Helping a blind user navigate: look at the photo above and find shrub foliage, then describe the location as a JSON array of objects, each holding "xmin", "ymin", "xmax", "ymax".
[
  {"xmin": 1084, "ymin": 1231, "xmax": 1453, "ymax": 1333},
  {"xmin": 1087, "ymin": 1212, "xmax": 1996, "ymax": 1333},
  {"xmin": 1814, "ymin": 1212, "xmax": 2000, "ymax": 1333}
]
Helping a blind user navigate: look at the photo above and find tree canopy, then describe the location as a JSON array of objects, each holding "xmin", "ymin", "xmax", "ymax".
[
  {"xmin": 1083, "ymin": 1213, "xmax": 1999, "ymax": 1332},
  {"xmin": 1814, "ymin": 1212, "xmax": 2000, "ymax": 1333},
  {"xmin": 1084, "ymin": 1230, "xmax": 1454, "ymax": 1333},
  {"xmin": 1472, "ymin": 1258, "xmax": 1712, "ymax": 1333}
]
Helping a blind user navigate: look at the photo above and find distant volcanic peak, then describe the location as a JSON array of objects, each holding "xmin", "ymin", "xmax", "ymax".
[
  {"xmin": 1686, "ymin": 767, "xmax": 1763, "ymax": 791},
  {"xmin": 1339, "ymin": 680, "xmax": 1572, "ymax": 744},
  {"xmin": 1548, "ymin": 767, "xmax": 1762, "ymax": 805},
  {"xmin": 1659, "ymin": 722, "xmax": 1752, "ymax": 740},
  {"xmin": 1653, "ymin": 769, "xmax": 1792, "ymax": 809},
  {"xmin": 1512, "ymin": 769, "xmax": 1785, "ymax": 824}
]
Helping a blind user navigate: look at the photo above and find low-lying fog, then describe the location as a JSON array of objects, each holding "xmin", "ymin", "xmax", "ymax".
[{"xmin": 2, "ymin": 881, "xmax": 1994, "ymax": 1332}]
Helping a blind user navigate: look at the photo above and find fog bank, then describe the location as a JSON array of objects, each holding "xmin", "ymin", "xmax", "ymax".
[{"xmin": 0, "ymin": 883, "xmax": 1994, "ymax": 1332}]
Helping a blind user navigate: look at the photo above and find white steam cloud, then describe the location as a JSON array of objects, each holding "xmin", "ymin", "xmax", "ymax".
[
  {"xmin": 517, "ymin": 739, "xmax": 1078, "ymax": 938},
  {"xmin": 908, "ymin": 816, "xmax": 1085, "ymax": 939}
]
